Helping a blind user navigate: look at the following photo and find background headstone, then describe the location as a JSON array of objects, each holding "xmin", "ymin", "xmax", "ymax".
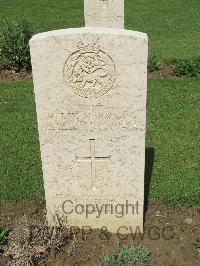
[
  {"xmin": 30, "ymin": 0, "xmax": 148, "ymax": 233},
  {"xmin": 84, "ymin": 0, "xmax": 124, "ymax": 28}
]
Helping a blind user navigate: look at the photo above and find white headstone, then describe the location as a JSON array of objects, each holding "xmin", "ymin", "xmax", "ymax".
[
  {"xmin": 30, "ymin": 0, "xmax": 148, "ymax": 233},
  {"xmin": 85, "ymin": 0, "xmax": 124, "ymax": 28}
]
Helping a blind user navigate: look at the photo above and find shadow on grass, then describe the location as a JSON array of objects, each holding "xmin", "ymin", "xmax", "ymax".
[{"xmin": 144, "ymin": 147, "xmax": 155, "ymax": 218}]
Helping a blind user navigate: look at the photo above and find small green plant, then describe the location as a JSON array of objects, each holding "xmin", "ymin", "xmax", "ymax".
[
  {"xmin": 0, "ymin": 228, "xmax": 9, "ymax": 252},
  {"xmin": 194, "ymin": 235, "xmax": 200, "ymax": 249},
  {"xmin": 0, "ymin": 18, "xmax": 35, "ymax": 72},
  {"xmin": 148, "ymin": 55, "xmax": 163, "ymax": 72},
  {"xmin": 173, "ymin": 58, "xmax": 200, "ymax": 77},
  {"xmin": 97, "ymin": 242, "xmax": 150, "ymax": 266}
]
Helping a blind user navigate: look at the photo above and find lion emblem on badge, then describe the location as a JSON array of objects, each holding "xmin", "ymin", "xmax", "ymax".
[{"xmin": 63, "ymin": 43, "xmax": 116, "ymax": 98}]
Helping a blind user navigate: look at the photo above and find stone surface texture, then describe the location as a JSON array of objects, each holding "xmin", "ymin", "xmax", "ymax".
[
  {"xmin": 30, "ymin": 27, "xmax": 148, "ymax": 232},
  {"xmin": 84, "ymin": 0, "xmax": 124, "ymax": 28}
]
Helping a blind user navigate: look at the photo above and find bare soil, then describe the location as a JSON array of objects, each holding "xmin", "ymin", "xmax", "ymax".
[
  {"xmin": 0, "ymin": 201, "xmax": 199, "ymax": 266},
  {"xmin": 148, "ymin": 64, "xmax": 174, "ymax": 78},
  {"xmin": 0, "ymin": 70, "xmax": 32, "ymax": 81}
]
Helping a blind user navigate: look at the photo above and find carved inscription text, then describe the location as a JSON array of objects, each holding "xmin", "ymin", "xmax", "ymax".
[{"xmin": 96, "ymin": 0, "xmax": 113, "ymax": 7}]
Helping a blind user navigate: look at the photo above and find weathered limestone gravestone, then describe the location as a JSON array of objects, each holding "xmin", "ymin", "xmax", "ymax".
[{"xmin": 30, "ymin": 0, "xmax": 148, "ymax": 233}]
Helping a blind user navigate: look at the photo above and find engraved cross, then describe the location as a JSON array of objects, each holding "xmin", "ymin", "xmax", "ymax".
[{"xmin": 76, "ymin": 139, "xmax": 111, "ymax": 190}]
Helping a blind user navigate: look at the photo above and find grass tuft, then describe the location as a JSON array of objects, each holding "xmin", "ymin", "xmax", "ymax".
[
  {"xmin": 173, "ymin": 58, "xmax": 200, "ymax": 77},
  {"xmin": 194, "ymin": 235, "xmax": 200, "ymax": 250},
  {"xmin": 0, "ymin": 228, "xmax": 10, "ymax": 252},
  {"xmin": 97, "ymin": 242, "xmax": 150, "ymax": 266}
]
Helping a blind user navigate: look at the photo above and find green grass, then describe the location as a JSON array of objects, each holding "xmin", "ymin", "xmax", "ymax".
[
  {"xmin": 126, "ymin": 0, "xmax": 200, "ymax": 60},
  {"xmin": 0, "ymin": 81, "xmax": 44, "ymax": 201},
  {"xmin": 147, "ymin": 78, "xmax": 200, "ymax": 205},
  {"xmin": 0, "ymin": 0, "xmax": 84, "ymax": 31},
  {"xmin": 0, "ymin": 78, "xmax": 199, "ymax": 205},
  {"xmin": 0, "ymin": 0, "xmax": 199, "ymax": 60}
]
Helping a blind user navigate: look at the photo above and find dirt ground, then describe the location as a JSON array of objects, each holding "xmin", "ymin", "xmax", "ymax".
[
  {"xmin": 0, "ymin": 70, "xmax": 32, "ymax": 81},
  {"xmin": 0, "ymin": 201, "xmax": 199, "ymax": 266},
  {"xmin": 148, "ymin": 64, "xmax": 173, "ymax": 78}
]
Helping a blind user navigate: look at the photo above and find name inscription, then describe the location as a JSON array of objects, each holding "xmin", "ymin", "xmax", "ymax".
[{"xmin": 41, "ymin": 110, "xmax": 140, "ymax": 134}]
